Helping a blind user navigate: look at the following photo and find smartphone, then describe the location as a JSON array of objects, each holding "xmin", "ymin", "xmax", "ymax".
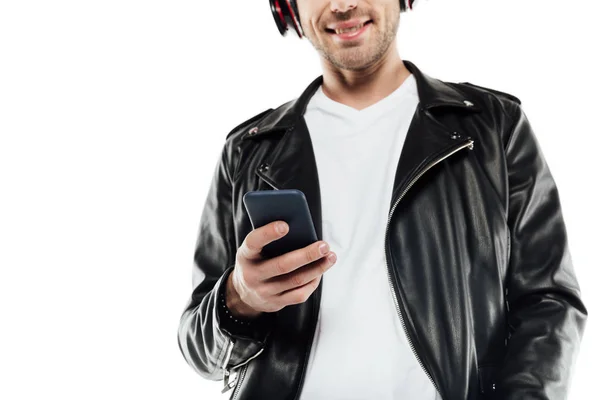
[{"xmin": 242, "ymin": 189, "xmax": 319, "ymax": 259}]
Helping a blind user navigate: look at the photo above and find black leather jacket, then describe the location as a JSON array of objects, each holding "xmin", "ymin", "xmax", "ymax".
[{"xmin": 177, "ymin": 60, "xmax": 587, "ymax": 400}]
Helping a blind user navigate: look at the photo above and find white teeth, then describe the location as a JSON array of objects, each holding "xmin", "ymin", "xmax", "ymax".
[{"xmin": 334, "ymin": 22, "xmax": 365, "ymax": 35}]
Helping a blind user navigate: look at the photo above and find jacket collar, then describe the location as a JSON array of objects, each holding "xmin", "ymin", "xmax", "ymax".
[{"xmin": 242, "ymin": 59, "xmax": 480, "ymax": 140}]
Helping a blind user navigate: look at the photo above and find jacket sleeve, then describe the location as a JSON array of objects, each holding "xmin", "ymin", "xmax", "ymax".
[
  {"xmin": 492, "ymin": 103, "xmax": 588, "ymax": 399},
  {"xmin": 177, "ymin": 138, "xmax": 275, "ymax": 383}
]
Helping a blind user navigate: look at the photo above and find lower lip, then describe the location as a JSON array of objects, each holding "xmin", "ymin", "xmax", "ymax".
[{"xmin": 329, "ymin": 22, "xmax": 371, "ymax": 41}]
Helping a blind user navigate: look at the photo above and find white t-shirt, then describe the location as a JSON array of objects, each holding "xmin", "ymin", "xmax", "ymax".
[{"xmin": 298, "ymin": 73, "xmax": 442, "ymax": 400}]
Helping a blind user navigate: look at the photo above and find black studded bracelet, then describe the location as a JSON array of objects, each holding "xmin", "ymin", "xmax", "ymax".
[{"xmin": 218, "ymin": 284, "xmax": 256, "ymax": 327}]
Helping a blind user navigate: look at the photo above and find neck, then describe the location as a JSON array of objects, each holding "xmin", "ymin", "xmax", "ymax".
[{"xmin": 319, "ymin": 39, "xmax": 411, "ymax": 111}]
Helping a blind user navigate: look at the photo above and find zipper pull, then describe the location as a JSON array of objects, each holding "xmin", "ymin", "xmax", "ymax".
[
  {"xmin": 221, "ymin": 367, "xmax": 237, "ymax": 393},
  {"xmin": 221, "ymin": 338, "xmax": 237, "ymax": 393}
]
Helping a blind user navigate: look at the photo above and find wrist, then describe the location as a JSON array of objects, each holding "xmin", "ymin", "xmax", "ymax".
[{"xmin": 225, "ymin": 272, "xmax": 263, "ymax": 320}]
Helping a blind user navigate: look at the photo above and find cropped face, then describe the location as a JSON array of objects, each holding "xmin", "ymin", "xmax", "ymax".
[{"xmin": 297, "ymin": 0, "xmax": 401, "ymax": 71}]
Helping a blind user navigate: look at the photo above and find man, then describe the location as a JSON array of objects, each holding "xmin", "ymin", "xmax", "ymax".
[{"xmin": 177, "ymin": 1, "xmax": 587, "ymax": 399}]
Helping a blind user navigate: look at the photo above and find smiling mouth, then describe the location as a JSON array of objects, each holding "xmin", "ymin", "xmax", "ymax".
[{"xmin": 326, "ymin": 20, "xmax": 373, "ymax": 35}]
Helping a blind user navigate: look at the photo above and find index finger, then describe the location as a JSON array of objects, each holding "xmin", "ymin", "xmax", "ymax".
[{"xmin": 239, "ymin": 220, "xmax": 288, "ymax": 261}]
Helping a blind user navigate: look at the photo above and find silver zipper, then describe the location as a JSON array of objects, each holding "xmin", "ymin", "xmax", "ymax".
[
  {"xmin": 221, "ymin": 338, "xmax": 235, "ymax": 393},
  {"xmin": 384, "ymin": 138, "xmax": 474, "ymax": 400},
  {"xmin": 261, "ymin": 177, "xmax": 279, "ymax": 190},
  {"xmin": 221, "ymin": 338, "xmax": 266, "ymax": 394},
  {"xmin": 230, "ymin": 362, "xmax": 248, "ymax": 399},
  {"xmin": 228, "ymin": 346, "xmax": 266, "ymax": 398}
]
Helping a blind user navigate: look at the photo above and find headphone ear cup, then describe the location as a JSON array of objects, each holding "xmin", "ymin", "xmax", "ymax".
[
  {"xmin": 282, "ymin": 0, "xmax": 303, "ymax": 38},
  {"xmin": 270, "ymin": 0, "xmax": 288, "ymax": 36},
  {"xmin": 288, "ymin": 0, "xmax": 303, "ymax": 35},
  {"xmin": 270, "ymin": 0, "xmax": 303, "ymax": 38},
  {"xmin": 400, "ymin": 0, "xmax": 414, "ymax": 12}
]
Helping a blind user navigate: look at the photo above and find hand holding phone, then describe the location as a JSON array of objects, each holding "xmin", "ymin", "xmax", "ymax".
[
  {"xmin": 224, "ymin": 190, "xmax": 337, "ymax": 317},
  {"xmin": 227, "ymin": 219, "xmax": 337, "ymax": 317}
]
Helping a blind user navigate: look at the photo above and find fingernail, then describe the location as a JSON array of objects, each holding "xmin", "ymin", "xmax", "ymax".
[
  {"xmin": 277, "ymin": 222, "xmax": 287, "ymax": 234},
  {"xmin": 327, "ymin": 253, "xmax": 336, "ymax": 263},
  {"xmin": 319, "ymin": 243, "xmax": 329, "ymax": 255}
]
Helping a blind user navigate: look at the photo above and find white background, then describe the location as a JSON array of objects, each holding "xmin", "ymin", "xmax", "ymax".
[{"xmin": 0, "ymin": 0, "xmax": 597, "ymax": 399}]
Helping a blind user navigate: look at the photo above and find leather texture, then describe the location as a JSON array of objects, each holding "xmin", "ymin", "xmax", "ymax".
[{"xmin": 177, "ymin": 59, "xmax": 587, "ymax": 400}]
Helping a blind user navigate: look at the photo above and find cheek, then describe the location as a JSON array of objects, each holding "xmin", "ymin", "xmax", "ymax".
[{"xmin": 305, "ymin": 19, "xmax": 323, "ymax": 42}]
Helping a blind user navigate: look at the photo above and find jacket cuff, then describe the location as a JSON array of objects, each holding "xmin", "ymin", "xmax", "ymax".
[{"xmin": 216, "ymin": 266, "xmax": 277, "ymax": 343}]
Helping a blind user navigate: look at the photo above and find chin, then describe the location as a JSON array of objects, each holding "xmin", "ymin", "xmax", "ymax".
[{"xmin": 327, "ymin": 49, "xmax": 379, "ymax": 71}]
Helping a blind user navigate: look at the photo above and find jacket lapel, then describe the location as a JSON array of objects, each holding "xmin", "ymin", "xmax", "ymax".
[{"xmin": 389, "ymin": 103, "xmax": 474, "ymax": 208}]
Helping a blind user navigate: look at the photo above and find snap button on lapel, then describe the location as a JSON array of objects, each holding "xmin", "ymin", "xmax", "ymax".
[
  {"xmin": 463, "ymin": 100, "xmax": 474, "ymax": 107},
  {"xmin": 248, "ymin": 126, "xmax": 259, "ymax": 135},
  {"xmin": 258, "ymin": 163, "xmax": 270, "ymax": 172},
  {"xmin": 450, "ymin": 131, "xmax": 461, "ymax": 139}
]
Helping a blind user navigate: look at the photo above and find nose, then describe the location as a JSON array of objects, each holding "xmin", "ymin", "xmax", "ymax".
[{"xmin": 330, "ymin": 1, "xmax": 358, "ymax": 13}]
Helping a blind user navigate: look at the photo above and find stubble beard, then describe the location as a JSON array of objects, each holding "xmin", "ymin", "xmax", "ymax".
[{"xmin": 306, "ymin": 13, "xmax": 400, "ymax": 72}]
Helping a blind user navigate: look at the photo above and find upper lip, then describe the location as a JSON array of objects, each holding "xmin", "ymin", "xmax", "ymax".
[{"xmin": 326, "ymin": 19, "xmax": 371, "ymax": 31}]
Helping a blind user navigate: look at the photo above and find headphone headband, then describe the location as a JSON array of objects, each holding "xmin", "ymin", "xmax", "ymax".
[{"xmin": 269, "ymin": 0, "xmax": 415, "ymax": 38}]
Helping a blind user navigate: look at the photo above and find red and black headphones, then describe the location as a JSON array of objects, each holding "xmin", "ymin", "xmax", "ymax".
[{"xmin": 269, "ymin": 0, "xmax": 415, "ymax": 38}]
